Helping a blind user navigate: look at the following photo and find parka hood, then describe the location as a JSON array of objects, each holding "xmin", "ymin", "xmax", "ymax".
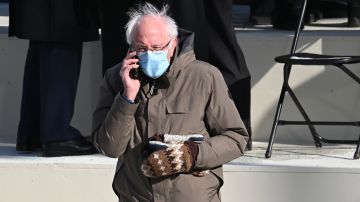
[
  {"xmin": 176, "ymin": 28, "xmax": 195, "ymax": 56},
  {"xmin": 165, "ymin": 28, "xmax": 196, "ymax": 80}
]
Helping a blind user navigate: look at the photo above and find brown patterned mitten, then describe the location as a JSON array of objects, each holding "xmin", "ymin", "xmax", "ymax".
[{"xmin": 141, "ymin": 141, "xmax": 199, "ymax": 178}]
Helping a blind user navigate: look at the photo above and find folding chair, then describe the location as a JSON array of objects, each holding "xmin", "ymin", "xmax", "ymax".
[{"xmin": 265, "ymin": 0, "xmax": 360, "ymax": 159}]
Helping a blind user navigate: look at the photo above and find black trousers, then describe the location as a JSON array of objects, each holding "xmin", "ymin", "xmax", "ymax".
[{"xmin": 17, "ymin": 40, "xmax": 83, "ymax": 145}]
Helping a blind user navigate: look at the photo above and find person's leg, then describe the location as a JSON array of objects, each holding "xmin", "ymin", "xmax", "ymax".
[
  {"xmin": 16, "ymin": 40, "xmax": 41, "ymax": 151},
  {"xmin": 348, "ymin": 0, "xmax": 360, "ymax": 27},
  {"xmin": 250, "ymin": 0, "xmax": 274, "ymax": 25},
  {"xmin": 37, "ymin": 41, "xmax": 97, "ymax": 157},
  {"xmin": 38, "ymin": 41, "xmax": 83, "ymax": 143},
  {"xmin": 272, "ymin": 0, "xmax": 304, "ymax": 30}
]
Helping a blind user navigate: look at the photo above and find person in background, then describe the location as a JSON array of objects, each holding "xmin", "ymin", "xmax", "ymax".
[
  {"xmin": 99, "ymin": 0, "xmax": 253, "ymax": 149},
  {"xmin": 9, "ymin": 0, "xmax": 99, "ymax": 157},
  {"xmin": 270, "ymin": 0, "xmax": 360, "ymax": 30},
  {"xmin": 98, "ymin": 0, "xmax": 134, "ymax": 76},
  {"xmin": 169, "ymin": 0, "xmax": 253, "ymax": 150},
  {"xmin": 92, "ymin": 3, "xmax": 249, "ymax": 201}
]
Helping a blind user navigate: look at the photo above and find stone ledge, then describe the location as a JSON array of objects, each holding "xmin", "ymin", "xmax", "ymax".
[
  {"xmin": 1, "ymin": 141, "xmax": 360, "ymax": 171},
  {"xmin": 1, "ymin": 141, "xmax": 360, "ymax": 202}
]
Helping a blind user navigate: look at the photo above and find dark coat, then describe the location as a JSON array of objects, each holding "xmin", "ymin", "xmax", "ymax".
[{"xmin": 8, "ymin": 0, "xmax": 99, "ymax": 42}]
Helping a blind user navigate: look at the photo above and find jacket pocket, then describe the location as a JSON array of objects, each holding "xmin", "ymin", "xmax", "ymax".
[
  {"xmin": 165, "ymin": 100, "xmax": 189, "ymax": 114},
  {"xmin": 171, "ymin": 173, "xmax": 221, "ymax": 202},
  {"xmin": 165, "ymin": 98, "xmax": 205, "ymax": 134}
]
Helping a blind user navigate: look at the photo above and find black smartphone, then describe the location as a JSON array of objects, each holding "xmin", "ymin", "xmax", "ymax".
[
  {"xmin": 129, "ymin": 68, "xmax": 139, "ymax": 80},
  {"xmin": 129, "ymin": 54, "xmax": 141, "ymax": 80}
]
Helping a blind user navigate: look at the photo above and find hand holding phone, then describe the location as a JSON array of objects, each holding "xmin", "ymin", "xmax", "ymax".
[{"xmin": 120, "ymin": 50, "xmax": 141, "ymax": 101}]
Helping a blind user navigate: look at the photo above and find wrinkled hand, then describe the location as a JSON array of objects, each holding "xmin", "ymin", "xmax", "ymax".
[
  {"xmin": 119, "ymin": 51, "xmax": 140, "ymax": 101},
  {"xmin": 141, "ymin": 141, "xmax": 199, "ymax": 178}
]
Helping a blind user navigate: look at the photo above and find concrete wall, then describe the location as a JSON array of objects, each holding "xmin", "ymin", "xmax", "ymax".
[{"xmin": 0, "ymin": 29, "xmax": 359, "ymax": 145}]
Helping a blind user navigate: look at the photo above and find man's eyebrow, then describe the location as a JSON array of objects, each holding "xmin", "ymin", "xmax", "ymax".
[
  {"xmin": 133, "ymin": 42, "xmax": 163, "ymax": 47},
  {"xmin": 133, "ymin": 43, "xmax": 146, "ymax": 46}
]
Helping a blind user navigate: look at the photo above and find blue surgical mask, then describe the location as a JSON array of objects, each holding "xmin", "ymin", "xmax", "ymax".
[{"xmin": 138, "ymin": 50, "xmax": 170, "ymax": 79}]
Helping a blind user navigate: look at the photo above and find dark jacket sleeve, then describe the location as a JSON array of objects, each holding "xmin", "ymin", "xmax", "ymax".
[
  {"xmin": 91, "ymin": 67, "xmax": 141, "ymax": 158},
  {"xmin": 195, "ymin": 67, "xmax": 249, "ymax": 169}
]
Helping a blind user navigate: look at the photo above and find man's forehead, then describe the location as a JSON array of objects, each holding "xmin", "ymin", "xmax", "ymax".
[
  {"xmin": 133, "ymin": 19, "xmax": 169, "ymax": 44},
  {"xmin": 135, "ymin": 16, "xmax": 167, "ymax": 36}
]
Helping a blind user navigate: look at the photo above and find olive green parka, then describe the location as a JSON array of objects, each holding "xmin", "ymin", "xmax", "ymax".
[{"xmin": 92, "ymin": 30, "xmax": 248, "ymax": 202}]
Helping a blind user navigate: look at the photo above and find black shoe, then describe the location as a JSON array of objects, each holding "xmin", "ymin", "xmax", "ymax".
[
  {"xmin": 348, "ymin": 17, "xmax": 360, "ymax": 27},
  {"xmin": 347, "ymin": 2, "xmax": 360, "ymax": 27},
  {"xmin": 16, "ymin": 142, "xmax": 42, "ymax": 152},
  {"xmin": 250, "ymin": 15, "xmax": 272, "ymax": 25},
  {"xmin": 42, "ymin": 138, "xmax": 98, "ymax": 157}
]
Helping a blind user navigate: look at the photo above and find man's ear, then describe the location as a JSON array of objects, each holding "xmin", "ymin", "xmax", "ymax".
[
  {"xmin": 168, "ymin": 38, "xmax": 178, "ymax": 58},
  {"xmin": 173, "ymin": 37, "xmax": 178, "ymax": 46}
]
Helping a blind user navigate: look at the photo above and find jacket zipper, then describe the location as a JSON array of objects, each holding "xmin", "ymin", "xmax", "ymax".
[{"xmin": 149, "ymin": 80, "xmax": 156, "ymax": 96}]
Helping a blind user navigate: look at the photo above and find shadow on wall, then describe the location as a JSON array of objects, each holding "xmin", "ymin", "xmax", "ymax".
[
  {"xmin": 237, "ymin": 30, "xmax": 360, "ymax": 145},
  {"xmin": 71, "ymin": 41, "xmax": 102, "ymax": 137},
  {"xmin": 0, "ymin": 38, "xmax": 27, "ymax": 142}
]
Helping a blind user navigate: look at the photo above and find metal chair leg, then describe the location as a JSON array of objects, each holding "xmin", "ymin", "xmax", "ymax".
[
  {"xmin": 354, "ymin": 135, "xmax": 360, "ymax": 159},
  {"xmin": 265, "ymin": 86, "xmax": 287, "ymax": 158},
  {"xmin": 286, "ymin": 87, "xmax": 322, "ymax": 147}
]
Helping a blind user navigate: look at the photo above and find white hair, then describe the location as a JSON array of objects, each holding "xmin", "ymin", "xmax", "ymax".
[{"xmin": 125, "ymin": 3, "xmax": 178, "ymax": 45}]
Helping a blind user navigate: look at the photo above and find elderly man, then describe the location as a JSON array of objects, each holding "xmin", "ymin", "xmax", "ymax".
[{"xmin": 92, "ymin": 3, "xmax": 249, "ymax": 202}]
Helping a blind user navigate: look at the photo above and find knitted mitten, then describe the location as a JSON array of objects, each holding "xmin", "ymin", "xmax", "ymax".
[{"xmin": 141, "ymin": 141, "xmax": 199, "ymax": 178}]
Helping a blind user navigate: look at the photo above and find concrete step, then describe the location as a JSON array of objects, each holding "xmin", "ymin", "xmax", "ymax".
[
  {"xmin": 224, "ymin": 142, "xmax": 360, "ymax": 202},
  {"xmin": 1, "ymin": 142, "xmax": 360, "ymax": 202},
  {"xmin": 0, "ymin": 143, "xmax": 118, "ymax": 202}
]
